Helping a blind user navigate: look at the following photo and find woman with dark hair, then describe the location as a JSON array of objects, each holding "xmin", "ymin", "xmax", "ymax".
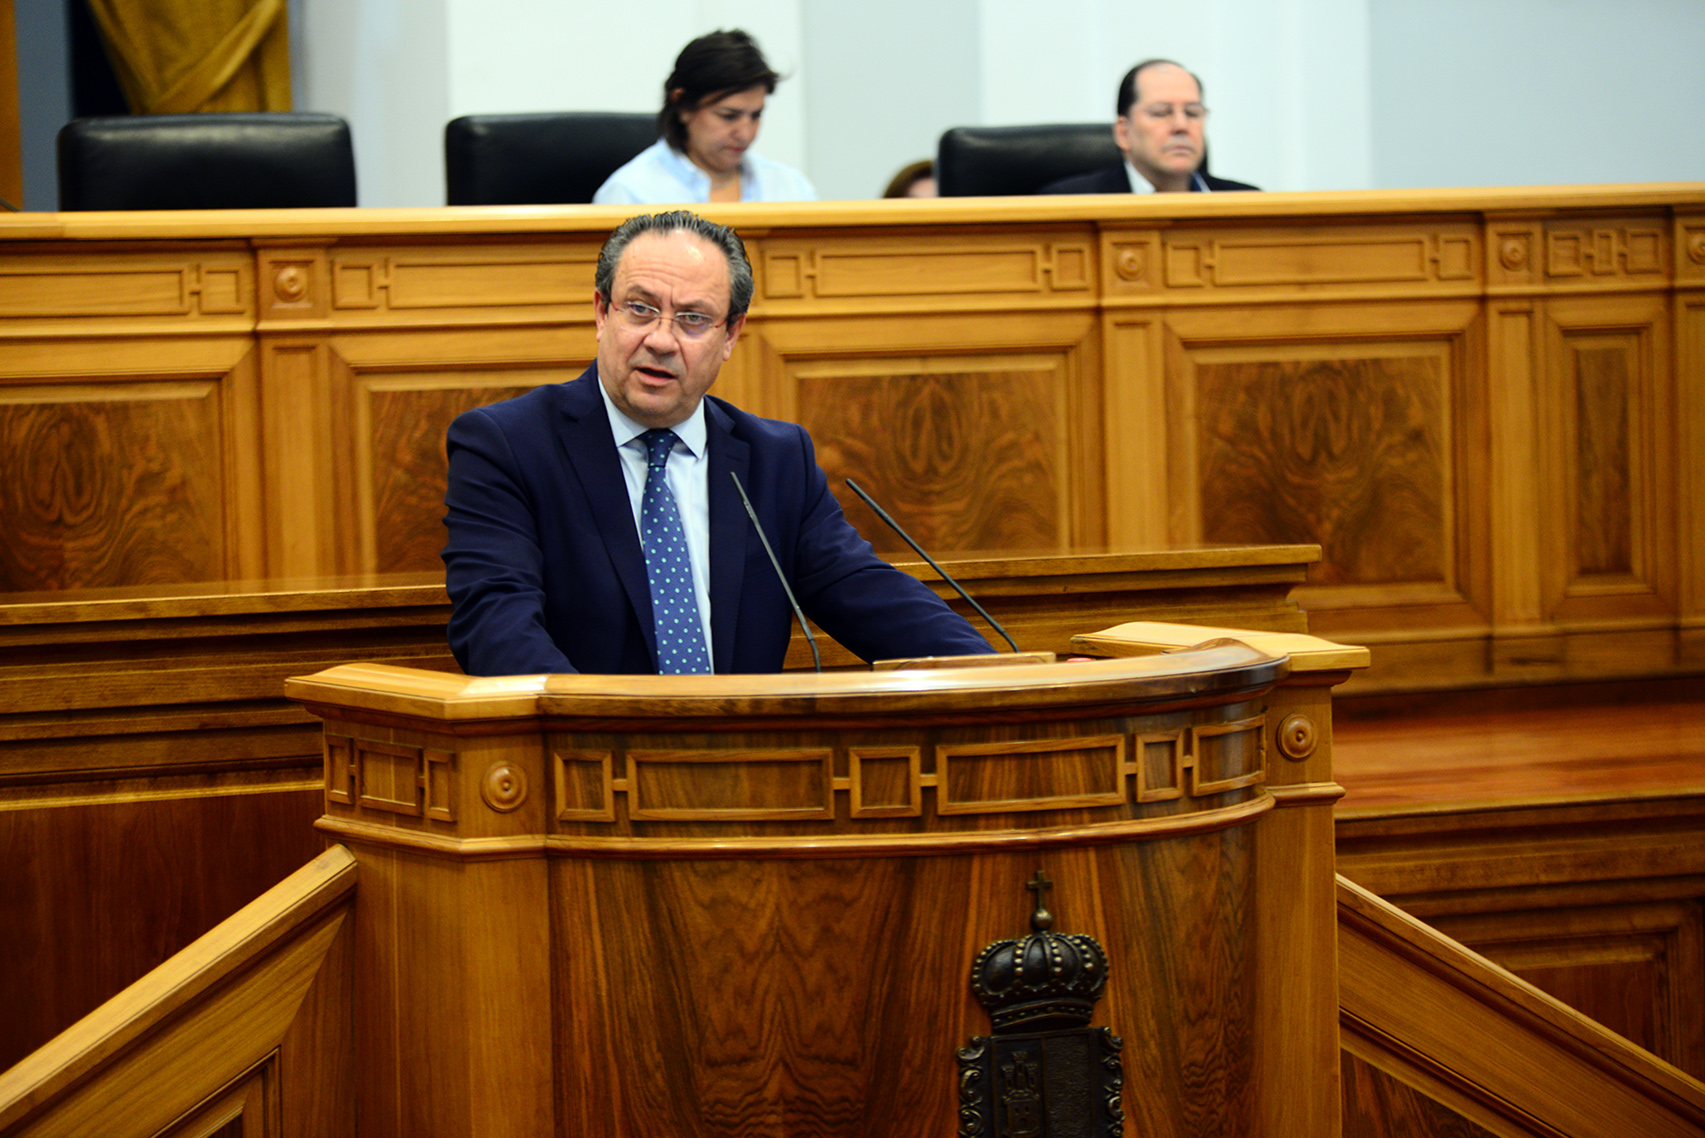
[{"xmin": 593, "ymin": 29, "xmax": 817, "ymax": 205}]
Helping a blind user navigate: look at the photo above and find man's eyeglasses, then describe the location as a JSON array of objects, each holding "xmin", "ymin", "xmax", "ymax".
[
  {"xmin": 1135, "ymin": 102, "xmax": 1207, "ymax": 123},
  {"xmin": 607, "ymin": 298, "xmax": 726, "ymax": 340}
]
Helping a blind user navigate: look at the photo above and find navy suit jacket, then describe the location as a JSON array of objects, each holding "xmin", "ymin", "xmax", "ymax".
[
  {"xmin": 1040, "ymin": 162, "xmax": 1259, "ymax": 194},
  {"xmin": 442, "ymin": 366, "xmax": 993, "ymax": 676}
]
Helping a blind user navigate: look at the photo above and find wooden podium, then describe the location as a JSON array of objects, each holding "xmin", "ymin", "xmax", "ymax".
[{"xmin": 285, "ymin": 633, "xmax": 1364, "ymax": 1137}]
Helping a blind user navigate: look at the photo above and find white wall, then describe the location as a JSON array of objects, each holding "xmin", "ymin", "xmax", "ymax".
[
  {"xmin": 1368, "ymin": 0, "xmax": 1705, "ymax": 189},
  {"xmin": 802, "ymin": 0, "xmax": 982, "ymax": 200},
  {"xmin": 297, "ymin": 0, "xmax": 450, "ymax": 208},
  {"xmin": 14, "ymin": 0, "xmax": 72, "ymax": 211},
  {"xmin": 286, "ymin": 0, "xmax": 1702, "ymax": 206}
]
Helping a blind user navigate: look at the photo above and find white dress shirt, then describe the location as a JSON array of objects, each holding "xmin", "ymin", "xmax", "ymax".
[{"xmin": 598, "ymin": 383, "xmax": 715, "ymax": 660}]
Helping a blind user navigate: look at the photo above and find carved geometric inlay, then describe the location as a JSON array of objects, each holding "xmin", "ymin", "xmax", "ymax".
[
  {"xmin": 627, "ymin": 748, "xmax": 835, "ymax": 820},
  {"xmin": 1277, "ymin": 713, "xmax": 1318, "ymax": 761},
  {"xmin": 760, "ymin": 241, "xmax": 1090, "ymax": 301},
  {"xmin": 554, "ymin": 749, "xmax": 615, "ymax": 822},
  {"xmin": 356, "ymin": 741, "xmax": 427, "ymax": 816},
  {"xmin": 1546, "ymin": 227, "xmax": 1665, "ymax": 278},
  {"xmin": 325, "ymin": 736, "xmax": 355, "ymax": 804},
  {"xmin": 1134, "ymin": 730, "xmax": 1186, "ymax": 803},
  {"xmin": 423, "ymin": 750, "xmax": 456, "ymax": 821},
  {"xmin": 0, "ymin": 267, "xmax": 191, "ymax": 317},
  {"xmin": 849, "ymin": 746, "xmax": 923, "ymax": 817},
  {"xmin": 937, "ymin": 735, "xmax": 1127, "ymax": 815},
  {"xmin": 480, "ymin": 761, "xmax": 527, "ymax": 813},
  {"xmin": 1191, "ymin": 715, "xmax": 1267, "ymax": 795},
  {"xmin": 193, "ymin": 266, "xmax": 246, "ymax": 314},
  {"xmin": 1168, "ymin": 235, "xmax": 1463, "ymax": 289},
  {"xmin": 1046, "ymin": 244, "xmax": 1091, "ymax": 289}
]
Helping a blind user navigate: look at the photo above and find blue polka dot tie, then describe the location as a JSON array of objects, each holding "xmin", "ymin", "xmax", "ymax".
[{"xmin": 639, "ymin": 429, "xmax": 711, "ymax": 675}]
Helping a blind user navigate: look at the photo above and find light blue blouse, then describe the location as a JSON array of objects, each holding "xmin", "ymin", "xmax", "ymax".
[{"xmin": 593, "ymin": 138, "xmax": 818, "ymax": 205}]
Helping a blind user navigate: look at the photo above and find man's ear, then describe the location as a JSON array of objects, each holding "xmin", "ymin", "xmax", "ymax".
[
  {"xmin": 1113, "ymin": 115, "xmax": 1132, "ymax": 153},
  {"xmin": 593, "ymin": 291, "xmax": 609, "ymax": 335},
  {"xmin": 721, "ymin": 313, "xmax": 747, "ymax": 358}
]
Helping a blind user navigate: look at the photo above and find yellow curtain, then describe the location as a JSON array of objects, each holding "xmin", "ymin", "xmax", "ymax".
[{"xmin": 84, "ymin": 0, "xmax": 292, "ymax": 114}]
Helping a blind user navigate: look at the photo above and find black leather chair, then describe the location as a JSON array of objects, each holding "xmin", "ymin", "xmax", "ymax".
[
  {"xmin": 444, "ymin": 112, "xmax": 657, "ymax": 205},
  {"xmin": 935, "ymin": 123, "xmax": 1122, "ymax": 196},
  {"xmin": 57, "ymin": 112, "xmax": 357, "ymax": 210}
]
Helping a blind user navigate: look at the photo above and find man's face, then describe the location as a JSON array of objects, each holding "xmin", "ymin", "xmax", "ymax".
[
  {"xmin": 1114, "ymin": 63, "xmax": 1206, "ymax": 191},
  {"xmin": 677, "ymin": 85, "xmax": 767, "ymax": 178},
  {"xmin": 594, "ymin": 230, "xmax": 745, "ymax": 429}
]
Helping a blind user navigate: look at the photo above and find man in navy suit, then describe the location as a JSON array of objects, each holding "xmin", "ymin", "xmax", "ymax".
[
  {"xmin": 1042, "ymin": 59, "xmax": 1259, "ymax": 195},
  {"xmin": 442, "ymin": 210, "xmax": 993, "ymax": 676}
]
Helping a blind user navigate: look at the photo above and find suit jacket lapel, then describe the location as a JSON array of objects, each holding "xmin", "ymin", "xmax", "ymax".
[
  {"xmin": 706, "ymin": 399, "xmax": 750, "ymax": 674},
  {"xmin": 557, "ymin": 366, "xmax": 656, "ymax": 661}
]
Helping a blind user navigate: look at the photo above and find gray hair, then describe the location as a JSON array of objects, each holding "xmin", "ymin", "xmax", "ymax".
[{"xmin": 594, "ymin": 210, "xmax": 755, "ymax": 324}]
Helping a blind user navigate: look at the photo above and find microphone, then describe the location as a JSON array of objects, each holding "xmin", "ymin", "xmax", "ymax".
[
  {"xmin": 843, "ymin": 478, "xmax": 1021, "ymax": 654},
  {"xmin": 729, "ymin": 470, "xmax": 822, "ymax": 673}
]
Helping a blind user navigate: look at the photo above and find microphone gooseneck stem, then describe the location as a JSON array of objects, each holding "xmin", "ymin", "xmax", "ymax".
[
  {"xmin": 730, "ymin": 471, "xmax": 822, "ymax": 673},
  {"xmin": 843, "ymin": 477, "xmax": 1021, "ymax": 653}
]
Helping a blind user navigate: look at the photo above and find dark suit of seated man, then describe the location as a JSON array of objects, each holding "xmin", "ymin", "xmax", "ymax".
[
  {"xmin": 1042, "ymin": 58, "xmax": 1259, "ymax": 195},
  {"xmin": 442, "ymin": 209, "xmax": 993, "ymax": 676}
]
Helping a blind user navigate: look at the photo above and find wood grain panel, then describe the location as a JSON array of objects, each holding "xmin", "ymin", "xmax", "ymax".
[
  {"xmin": 0, "ymin": 383, "xmax": 225, "ymax": 589},
  {"xmin": 798, "ymin": 365, "xmax": 1067, "ymax": 555},
  {"xmin": 356, "ymin": 375, "xmax": 543, "ymax": 573},
  {"xmin": 1341, "ymin": 1052, "xmax": 1500, "ymax": 1138},
  {"xmin": 1426, "ymin": 898, "xmax": 1705, "ymax": 1077},
  {"xmin": 0, "ymin": 788, "xmax": 325, "ymax": 1072},
  {"xmin": 937, "ymin": 735, "xmax": 1125, "ymax": 813},
  {"xmin": 1194, "ymin": 350, "xmax": 1449, "ymax": 587},
  {"xmin": 1544, "ymin": 292, "xmax": 1672, "ymax": 626},
  {"xmin": 1572, "ymin": 340, "xmax": 1635, "ymax": 575},
  {"xmin": 552, "ymin": 835, "xmax": 1255, "ymax": 1137}
]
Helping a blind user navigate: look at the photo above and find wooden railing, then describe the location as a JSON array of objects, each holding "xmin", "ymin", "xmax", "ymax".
[
  {"xmin": 0, "ymin": 845, "xmax": 356, "ymax": 1138},
  {"xmin": 1338, "ymin": 874, "xmax": 1705, "ymax": 1137}
]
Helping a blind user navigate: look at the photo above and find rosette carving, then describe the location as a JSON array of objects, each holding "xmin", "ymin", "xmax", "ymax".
[{"xmin": 480, "ymin": 761, "xmax": 528, "ymax": 812}]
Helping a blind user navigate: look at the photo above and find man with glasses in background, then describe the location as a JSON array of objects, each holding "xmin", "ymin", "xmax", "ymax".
[
  {"xmin": 441, "ymin": 210, "xmax": 991, "ymax": 676},
  {"xmin": 1042, "ymin": 59, "xmax": 1259, "ymax": 194}
]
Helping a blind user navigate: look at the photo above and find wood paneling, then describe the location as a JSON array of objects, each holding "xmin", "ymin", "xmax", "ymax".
[
  {"xmin": 1338, "ymin": 875, "xmax": 1705, "ymax": 1138},
  {"xmin": 1342, "ymin": 1053, "xmax": 1501, "ymax": 1138},
  {"xmin": 1194, "ymin": 350, "xmax": 1449, "ymax": 586},
  {"xmin": 799, "ymin": 364, "xmax": 1069, "ymax": 554},
  {"xmin": 0, "ymin": 189, "xmax": 1697, "ymax": 693},
  {"xmin": 0, "ymin": 550, "xmax": 1317, "ymax": 1073},
  {"xmin": 0, "ymin": 846, "xmax": 357, "ymax": 1138},
  {"xmin": 1335, "ymin": 688, "xmax": 1705, "ymax": 1081}
]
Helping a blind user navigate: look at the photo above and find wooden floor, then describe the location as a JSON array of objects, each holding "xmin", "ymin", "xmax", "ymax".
[{"xmin": 1332, "ymin": 679, "xmax": 1705, "ymax": 815}]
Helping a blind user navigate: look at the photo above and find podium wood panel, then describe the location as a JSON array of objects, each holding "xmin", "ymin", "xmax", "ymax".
[{"xmin": 284, "ymin": 643, "xmax": 1354, "ymax": 1137}]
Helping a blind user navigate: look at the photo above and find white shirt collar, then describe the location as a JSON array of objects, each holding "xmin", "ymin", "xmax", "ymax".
[{"xmin": 597, "ymin": 378, "xmax": 709, "ymax": 458}]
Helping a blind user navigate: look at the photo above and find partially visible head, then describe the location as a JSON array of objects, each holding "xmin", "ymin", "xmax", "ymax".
[
  {"xmin": 593, "ymin": 211, "xmax": 754, "ymax": 428},
  {"xmin": 659, "ymin": 29, "xmax": 780, "ymax": 175},
  {"xmin": 882, "ymin": 159, "xmax": 937, "ymax": 199},
  {"xmin": 1113, "ymin": 59, "xmax": 1207, "ymax": 192}
]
